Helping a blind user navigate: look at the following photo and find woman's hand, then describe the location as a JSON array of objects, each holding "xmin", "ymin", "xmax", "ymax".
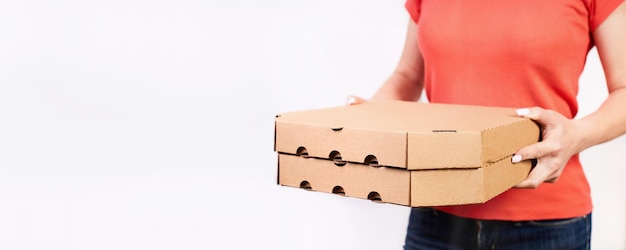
[{"xmin": 512, "ymin": 107, "xmax": 585, "ymax": 189}]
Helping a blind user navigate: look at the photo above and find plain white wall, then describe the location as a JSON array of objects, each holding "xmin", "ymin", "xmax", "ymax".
[{"xmin": 0, "ymin": 0, "xmax": 623, "ymax": 249}]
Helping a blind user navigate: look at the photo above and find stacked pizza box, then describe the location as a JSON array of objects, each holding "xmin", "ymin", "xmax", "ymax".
[{"xmin": 274, "ymin": 101, "xmax": 540, "ymax": 206}]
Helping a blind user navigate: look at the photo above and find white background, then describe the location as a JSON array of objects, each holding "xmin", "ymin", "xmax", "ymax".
[{"xmin": 0, "ymin": 0, "xmax": 624, "ymax": 249}]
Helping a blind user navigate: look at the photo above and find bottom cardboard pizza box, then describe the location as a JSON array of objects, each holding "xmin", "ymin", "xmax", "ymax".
[{"xmin": 278, "ymin": 153, "xmax": 531, "ymax": 207}]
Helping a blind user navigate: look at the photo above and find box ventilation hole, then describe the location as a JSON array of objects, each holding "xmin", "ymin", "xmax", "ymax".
[
  {"xmin": 331, "ymin": 127, "xmax": 343, "ymax": 131},
  {"xmin": 364, "ymin": 155, "xmax": 381, "ymax": 167},
  {"xmin": 367, "ymin": 192, "xmax": 383, "ymax": 203},
  {"xmin": 332, "ymin": 186, "xmax": 345, "ymax": 196},
  {"xmin": 329, "ymin": 150, "xmax": 341, "ymax": 159},
  {"xmin": 299, "ymin": 181, "xmax": 312, "ymax": 190},
  {"xmin": 329, "ymin": 150, "xmax": 347, "ymax": 166},
  {"xmin": 296, "ymin": 146, "xmax": 309, "ymax": 157}
]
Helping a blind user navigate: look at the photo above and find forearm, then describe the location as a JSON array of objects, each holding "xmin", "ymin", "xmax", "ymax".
[
  {"xmin": 371, "ymin": 70, "xmax": 423, "ymax": 101},
  {"xmin": 371, "ymin": 19, "xmax": 424, "ymax": 102},
  {"xmin": 577, "ymin": 2, "xmax": 626, "ymax": 152},
  {"xmin": 575, "ymin": 86, "xmax": 626, "ymax": 152}
]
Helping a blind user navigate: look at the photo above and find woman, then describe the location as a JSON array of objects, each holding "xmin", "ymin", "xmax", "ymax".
[{"xmin": 349, "ymin": 0, "xmax": 626, "ymax": 249}]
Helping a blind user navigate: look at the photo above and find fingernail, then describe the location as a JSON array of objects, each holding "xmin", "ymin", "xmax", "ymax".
[
  {"xmin": 346, "ymin": 96, "xmax": 356, "ymax": 105},
  {"xmin": 512, "ymin": 155, "xmax": 523, "ymax": 163},
  {"xmin": 516, "ymin": 108, "xmax": 530, "ymax": 116}
]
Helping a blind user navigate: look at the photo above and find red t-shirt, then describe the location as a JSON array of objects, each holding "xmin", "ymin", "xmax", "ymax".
[{"xmin": 405, "ymin": 0, "xmax": 623, "ymax": 220}]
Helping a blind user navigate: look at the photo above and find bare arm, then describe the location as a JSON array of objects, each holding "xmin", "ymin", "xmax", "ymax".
[
  {"xmin": 576, "ymin": 1, "xmax": 626, "ymax": 149},
  {"xmin": 514, "ymin": 1, "xmax": 626, "ymax": 188},
  {"xmin": 370, "ymin": 19, "xmax": 425, "ymax": 102}
]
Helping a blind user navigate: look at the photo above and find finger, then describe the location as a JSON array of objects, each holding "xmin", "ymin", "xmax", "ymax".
[
  {"xmin": 511, "ymin": 140, "xmax": 561, "ymax": 163},
  {"xmin": 516, "ymin": 107, "xmax": 560, "ymax": 125},
  {"xmin": 514, "ymin": 160, "xmax": 562, "ymax": 188},
  {"xmin": 515, "ymin": 163, "xmax": 554, "ymax": 189},
  {"xmin": 544, "ymin": 176, "xmax": 559, "ymax": 183},
  {"xmin": 515, "ymin": 172, "xmax": 559, "ymax": 188},
  {"xmin": 346, "ymin": 95, "xmax": 368, "ymax": 105}
]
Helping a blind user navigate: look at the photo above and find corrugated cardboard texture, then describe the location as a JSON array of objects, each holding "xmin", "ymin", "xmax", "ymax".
[
  {"xmin": 408, "ymin": 131, "xmax": 482, "ymax": 169},
  {"xmin": 409, "ymin": 156, "xmax": 532, "ymax": 206},
  {"xmin": 278, "ymin": 154, "xmax": 410, "ymax": 205},
  {"xmin": 278, "ymin": 153, "xmax": 532, "ymax": 207},
  {"xmin": 275, "ymin": 101, "xmax": 540, "ymax": 170},
  {"xmin": 276, "ymin": 121, "xmax": 406, "ymax": 167}
]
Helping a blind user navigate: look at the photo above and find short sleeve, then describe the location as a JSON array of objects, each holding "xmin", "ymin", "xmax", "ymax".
[
  {"xmin": 405, "ymin": 0, "xmax": 422, "ymax": 23},
  {"xmin": 588, "ymin": 0, "xmax": 624, "ymax": 31}
]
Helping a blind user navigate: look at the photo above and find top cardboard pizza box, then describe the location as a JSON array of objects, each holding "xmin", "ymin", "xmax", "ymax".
[{"xmin": 275, "ymin": 101, "xmax": 540, "ymax": 170}]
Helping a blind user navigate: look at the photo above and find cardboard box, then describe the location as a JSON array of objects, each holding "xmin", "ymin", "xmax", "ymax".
[
  {"xmin": 274, "ymin": 101, "xmax": 540, "ymax": 206},
  {"xmin": 278, "ymin": 154, "xmax": 532, "ymax": 206}
]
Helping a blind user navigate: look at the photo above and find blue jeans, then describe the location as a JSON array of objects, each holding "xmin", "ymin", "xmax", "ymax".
[{"xmin": 404, "ymin": 208, "xmax": 591, "ymax": 250}]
